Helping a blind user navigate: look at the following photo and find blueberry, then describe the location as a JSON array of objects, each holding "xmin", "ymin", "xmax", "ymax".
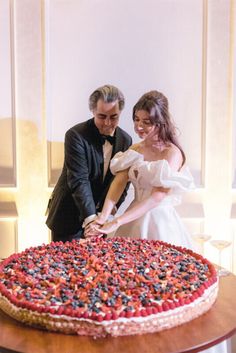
[
  {"xmin": 153, "ymin": 283, "xmax": 162, "ymax": 292},
  {"xmin": 183, "ymin": 274, "xmax": 190, "ymax": 280},
  {"xmin": 158, "ymin": 272, "xmax": 166, "ymax": 280},
  {"xmin": 141, "ymin": 298, "xmax": 151, "ymax": 306},
  {"xmin": 106, "ymin": 298, "xmax": 116, "ymax": 306},
  {"xmin": 82, "ymin": 269, "xmax": 89, "ymax": 276}
]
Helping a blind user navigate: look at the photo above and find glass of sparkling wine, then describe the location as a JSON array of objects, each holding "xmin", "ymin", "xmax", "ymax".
[
  {"xmin": 191, "ymin": 233, "xmax": 212, "ymax": 255},
  {"xmin": 210, "ymin": 240, "xmax": 232, "ymax": 276}
]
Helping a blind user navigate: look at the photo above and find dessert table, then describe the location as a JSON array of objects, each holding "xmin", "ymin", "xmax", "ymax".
[{"xmin": 0, "ymin": 272, "xmax": 236, "ymax": 353}]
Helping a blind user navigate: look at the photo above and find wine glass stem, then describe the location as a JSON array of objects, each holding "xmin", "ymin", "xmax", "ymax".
[
  {"xmin": 201, "ymin": 242, "xmax": 204, "ymax": 255},
  {"xmin": 218, "ymin": 249, "xmax": 222, "ymax": 268}
]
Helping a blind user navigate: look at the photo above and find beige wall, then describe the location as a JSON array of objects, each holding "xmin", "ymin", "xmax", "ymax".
[{"xmin": 0, "ymin": 0, "xmax": 235, "ymax": 276}]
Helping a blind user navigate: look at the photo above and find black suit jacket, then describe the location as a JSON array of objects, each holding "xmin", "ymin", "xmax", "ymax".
[{"xmin": 46, "ymin": 118, "xmax": 132, "ymax": 236}]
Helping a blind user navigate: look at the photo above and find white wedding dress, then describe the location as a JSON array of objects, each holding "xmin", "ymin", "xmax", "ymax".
[
  {"xmin": 110, "ymin": 149, "xmax": 195, "ymax": 249},
  {"xmin": 110, "ymin": 149, "xmax": 230, "ymax": 353}
]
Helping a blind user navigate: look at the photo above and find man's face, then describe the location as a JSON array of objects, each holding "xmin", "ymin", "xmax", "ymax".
[{"xmin": 93, "ymin": 99, "xmax": 121, "ymax": 135}]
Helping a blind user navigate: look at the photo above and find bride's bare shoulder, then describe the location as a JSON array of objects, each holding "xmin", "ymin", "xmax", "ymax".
[{"xmin": 164, "ymin": 144, "xmax": 183, "ymax": 170}]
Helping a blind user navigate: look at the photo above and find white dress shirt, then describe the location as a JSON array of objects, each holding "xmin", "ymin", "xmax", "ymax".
[{"xmin": 83, "ymin": 139, "xmax": 113, "ymax": 227}]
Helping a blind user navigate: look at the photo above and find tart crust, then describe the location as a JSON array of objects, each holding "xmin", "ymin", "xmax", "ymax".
[{"xmin": 0, "ymin": 237, "xmax": 218, "ymax": 337}]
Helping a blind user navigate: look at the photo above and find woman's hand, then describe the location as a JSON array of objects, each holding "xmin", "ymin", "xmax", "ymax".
[
  {"xmin": 84, "ymin": 218, "xmax": 105, "ymax": 238},
  {"xmin": 94, "ymin": 218, "xmax": 121, "ymax": 235}
]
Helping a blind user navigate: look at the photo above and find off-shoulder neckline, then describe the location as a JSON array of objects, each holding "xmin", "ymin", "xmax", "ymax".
[
  {"xmin": 128, "ymin": 149, "xmax": 168, "ymax": 163},
  {"xmin": 125, "ymin": 149, "xmax": 185, "ymax": 172}
]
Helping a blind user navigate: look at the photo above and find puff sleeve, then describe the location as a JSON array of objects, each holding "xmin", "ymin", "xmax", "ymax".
[
  {"xmin": 110, "ymin": 150, "xmax": 143, "ymax": 175},
  {"xmin": 138, "ymin": 159, "xmax": 195, "ymax": 192}
]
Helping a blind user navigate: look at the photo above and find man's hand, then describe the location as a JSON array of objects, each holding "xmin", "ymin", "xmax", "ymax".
[{"xmin": 84, "ymin": 218, "xmax": 104, "ymax": 238}]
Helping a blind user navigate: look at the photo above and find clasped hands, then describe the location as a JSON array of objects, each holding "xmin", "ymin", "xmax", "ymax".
[{"xmin": 84, "ymin": 217, "xmax": 120, "ymax": 238}]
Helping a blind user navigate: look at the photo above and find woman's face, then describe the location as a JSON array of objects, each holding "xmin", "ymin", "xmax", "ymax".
[{"xmin": 133, "ymin": 110, "xmax": 156, "ymax": 139}]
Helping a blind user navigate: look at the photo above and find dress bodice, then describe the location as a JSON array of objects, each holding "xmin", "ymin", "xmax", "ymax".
[{"xmin": 110, "ymin": 150, "xmax": 195, "ymax": 207}]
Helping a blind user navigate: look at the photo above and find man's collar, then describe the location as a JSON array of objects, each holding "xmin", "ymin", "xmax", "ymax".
[{"xmin": 101, "ymin": 135, "xmax": 116, "ymax": 145}]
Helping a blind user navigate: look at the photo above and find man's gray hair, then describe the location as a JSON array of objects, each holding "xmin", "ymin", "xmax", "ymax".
[{"xmin": 89, "ymin": 84, "xmax": 125, "ymax": 111}]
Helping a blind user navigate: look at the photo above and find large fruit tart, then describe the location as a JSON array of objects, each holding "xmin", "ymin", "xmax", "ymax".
[{"xmin": 0, "ymin": 237, "xmax": 218, "ymax": 337}]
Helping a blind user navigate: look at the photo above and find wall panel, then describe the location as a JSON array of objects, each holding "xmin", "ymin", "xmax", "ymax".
[
  {"xmin": 0, "ymin": 220, "xmax": 17, "ymax": 259},
  {"xmin": 0, "ymin": 0, "xmax": 16, "ymax": 186},
  {"xmin": 45, "ymin": 0, "xmax": 205, "ymax": 187},
  {"xmin": 233, "ymin": 1, "xmax": 236, "ymax": 188}
]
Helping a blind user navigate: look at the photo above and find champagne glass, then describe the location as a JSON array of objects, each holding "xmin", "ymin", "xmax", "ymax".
[
  {"xmin": 191, "ymin": 233, "xmax": 212, "ymax": 255},
  {"xmin": 210, "ymin": 240, "xmax": 232, "ymax": 276}
]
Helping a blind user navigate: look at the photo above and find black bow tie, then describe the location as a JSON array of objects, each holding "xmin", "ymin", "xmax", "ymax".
[{"xmin": 101, "ymin": 135, "xmax": 116, "ymax": 145}]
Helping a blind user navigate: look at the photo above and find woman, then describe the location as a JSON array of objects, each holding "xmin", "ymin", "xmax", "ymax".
[{"xmin": 85, "ymin": 90, "xmax": 194, "ymax": 249}]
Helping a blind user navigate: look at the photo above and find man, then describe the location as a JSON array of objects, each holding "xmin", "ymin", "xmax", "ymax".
[{"xmin": 46, "ymin": 84, "xmax": 132, "ymax": 242}]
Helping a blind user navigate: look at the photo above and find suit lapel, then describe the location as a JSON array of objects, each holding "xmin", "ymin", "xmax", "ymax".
[
  {"xmin": 88, "ymin": 119, "xmax": 103, "ymax": 146},
  {"xmin": 87, "ymin": 119, "xmax": 104, "ymax": 184},
  {"xmin": 103, "ymin": 127, "xmax": 121, "ymax": 185},
  {"xmin": 111, "ymin": 127, "xmax": 122, "ymax": 157}
]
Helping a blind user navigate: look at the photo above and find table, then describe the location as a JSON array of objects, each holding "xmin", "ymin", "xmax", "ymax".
[{"xmin": 0, "ymin": 273, "xmax": 236, "ymax": 353}]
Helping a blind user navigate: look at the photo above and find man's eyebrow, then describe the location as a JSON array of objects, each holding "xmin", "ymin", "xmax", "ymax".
[{"xmin": 97, "ymin": 113, "xmax": 119, "ymax": 118}]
